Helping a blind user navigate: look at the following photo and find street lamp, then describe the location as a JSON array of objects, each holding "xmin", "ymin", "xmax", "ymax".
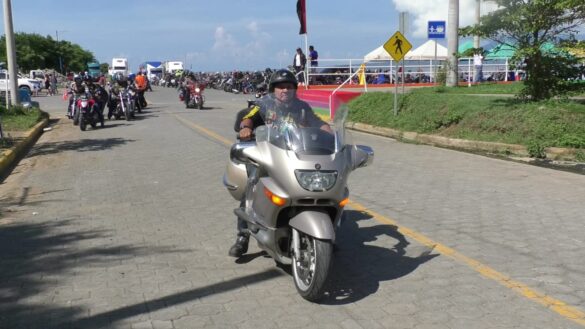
[{"xmin": 56, "ymin": 30, "xmax": 67, "ymax": 74}]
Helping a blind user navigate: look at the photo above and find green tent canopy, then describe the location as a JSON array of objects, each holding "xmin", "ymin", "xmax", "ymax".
[
  {"xmin": 458, "ymin": 40, "xmax": 475, "ymax": 54},
  {"xmin": 486, "ymin": 44, "xmax": 516, "ymax": 59},
  {"xmin": 485, "ymin": 42, "xmax": 568, "ymax": 59}
]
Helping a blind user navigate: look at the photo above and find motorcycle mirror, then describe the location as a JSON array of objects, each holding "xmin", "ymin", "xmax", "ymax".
[
  {"xmin": 352, "ymin": 145, "xmax": 374, "ymax": 169},
  {"xmin": 230, "ymin": 141, "xmax": 256, "ymax": 164}
]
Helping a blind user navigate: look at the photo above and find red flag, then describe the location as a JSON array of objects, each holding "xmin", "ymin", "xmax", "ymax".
[{"xmin": 297, "ymin": 0, "xmax": 306, "ymax": 35}]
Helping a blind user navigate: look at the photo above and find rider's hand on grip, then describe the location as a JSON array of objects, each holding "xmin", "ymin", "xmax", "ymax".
[{"xmin": 239, "ymin": 127, "xmax": 254, "ymax": 141}]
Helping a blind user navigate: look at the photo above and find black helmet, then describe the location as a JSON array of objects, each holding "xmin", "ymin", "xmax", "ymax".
[{"xmin": 268, "ymin": 69, "xmax": 297, "ymax": 92}]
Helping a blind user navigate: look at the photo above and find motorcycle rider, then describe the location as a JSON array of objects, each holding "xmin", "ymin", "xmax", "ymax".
[
  {"xmin": 85, "ymin": 77, "xmax": 107, "ymax": 127},
  {"xmin": 182, "ymin": 73, "xmax": 196, "ymax": 106},
  {"xmin": 107, "ymin": 73, "xmax": 130, "ymax": 119},
  {"xmin": 229, "ymin": 69, "xmax": 332, "ymax": 257},
  {"xmin": 66, "ymin": 75, "xmax": 87, "ymax": 118}
]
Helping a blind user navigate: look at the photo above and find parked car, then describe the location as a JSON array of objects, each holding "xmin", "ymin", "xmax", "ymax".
[{"xmin": 0, "ymin": 70, "xmax": 42, "ymax": 94}]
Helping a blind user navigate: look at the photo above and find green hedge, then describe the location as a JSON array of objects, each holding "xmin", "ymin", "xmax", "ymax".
[{"xmin": 348, "ymin": 89, "xmax": 585, "ymax": 149}]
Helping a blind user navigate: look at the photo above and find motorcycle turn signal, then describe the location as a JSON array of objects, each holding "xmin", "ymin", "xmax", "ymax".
[{"xmin": 264, "ymin": 187, "xmax": 287, "ymax": 207}]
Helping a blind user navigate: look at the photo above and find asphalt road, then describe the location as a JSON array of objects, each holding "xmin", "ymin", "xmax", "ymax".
[{"xmin": 1, "ymin": 87, "xmax": 584, "ymax": 329}]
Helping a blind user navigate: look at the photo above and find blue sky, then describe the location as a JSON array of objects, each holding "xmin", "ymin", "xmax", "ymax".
[{"xmin": 0, "ymin": 0, "xmax": 558, "ymax": 72}]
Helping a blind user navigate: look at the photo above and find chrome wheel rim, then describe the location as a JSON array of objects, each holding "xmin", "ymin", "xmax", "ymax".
[{"xmin": 293, "ymin": 233, "xmax": 316, "ymax": 291}]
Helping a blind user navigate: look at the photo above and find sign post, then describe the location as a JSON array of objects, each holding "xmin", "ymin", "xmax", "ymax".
[
  {"xmin": 428, "ymin": 21, "xmax": 446, "ymax": 83},
  {"xmin": 383, "ymin": 31, "xmax": 412, "ymax": 116}
]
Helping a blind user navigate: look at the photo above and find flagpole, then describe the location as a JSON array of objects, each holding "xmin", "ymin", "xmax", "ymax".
[{"xmin": 304, "ymin": 0, "xmax": 308, "ymax": 88}]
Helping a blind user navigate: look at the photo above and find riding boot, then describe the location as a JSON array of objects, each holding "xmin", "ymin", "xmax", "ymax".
[{"xmin": 228, "ymin": 234, "xmax": 249, "ymax": 258}]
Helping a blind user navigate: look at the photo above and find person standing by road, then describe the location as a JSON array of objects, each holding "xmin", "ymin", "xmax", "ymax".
[
  {"xmin": 44, "ymin": 75, "xmax": 51, "ymax": 96},
  {"xmin": 292, "ymin": 47, "xmax": 306, "ymax": 84},
  {"xmin": 308, "ymin": 45, "xmax": 318, "ymax": 84},
  {"xmin": 473, "ymin": 50, "xmax": 484, "ymax": 83},
  {"xmin": 308, "ymin": 45, "xmax": 318, "ymax": 71},
  {"xmin": 50, "ymin": 73, "xmax": 58, "ymax": 96}
]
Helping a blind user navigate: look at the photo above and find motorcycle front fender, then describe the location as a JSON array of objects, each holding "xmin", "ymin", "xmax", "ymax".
[{"xmin": 289, "ymin": 210, "xmax": 335, "ymax": 242}]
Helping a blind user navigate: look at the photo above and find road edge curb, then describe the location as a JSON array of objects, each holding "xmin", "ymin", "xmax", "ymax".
[
  {"xmin": 348, "ymin": 122, "xmax": 583, "ymax": 163},
  {"xmin": 0, "ymin": 115, "xmax": 49, "ymax": 177}
]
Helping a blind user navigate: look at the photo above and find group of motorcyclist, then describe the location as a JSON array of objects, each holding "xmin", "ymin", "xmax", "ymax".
[
  {"xmin": 66, "ymin": 66, "xmax": 330, "ymax": 259},
  {"xmin": 65, "ymin": 71, "xmax": 149, "ymax": 127}
]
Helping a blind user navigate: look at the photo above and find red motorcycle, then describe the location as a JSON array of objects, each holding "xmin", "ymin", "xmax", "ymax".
[
  {"xmin": 185, "ymin": 83, "xmax": 206, "ymax": 110},
  {"xmin": 77, "ymin": 94, "xmax": 102, "ymax": 131}
]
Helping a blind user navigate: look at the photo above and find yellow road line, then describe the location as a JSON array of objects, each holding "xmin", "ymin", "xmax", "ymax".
[
  {"xmin": 173, "ymin": 113, "xmax": 585, "ymax": 326},
  {"xmin": 173, "ymin": 114, "xmax": 233, "ymax": 146},
  {"xmin": 349, "ymin": 200, "xmax": 585, "ymax": 326}
]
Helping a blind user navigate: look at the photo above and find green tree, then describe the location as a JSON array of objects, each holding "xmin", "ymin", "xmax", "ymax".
[
  {"xmin": 0, "ymin": 32, "xmax": 95, "ymax": 73},
  {"xmin": 461, "ymin": 0, "xmax": 585, "ymax": 101},
  {"xmin": 100, "ymin": 63, "xmax": 109, "ymax": 74}
]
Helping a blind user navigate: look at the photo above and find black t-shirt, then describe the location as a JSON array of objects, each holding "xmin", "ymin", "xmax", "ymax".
[{"xmin": 243, "ymin": 95, "xmax": 326, "ymax": 129}]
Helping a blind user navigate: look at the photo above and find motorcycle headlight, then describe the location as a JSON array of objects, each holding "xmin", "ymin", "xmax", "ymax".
[
  {"xmin": 195, "ymin": 87, "xmax": 201, "ymax": 93},
  {"xmin": 81, "ymin": 100, "xmax": 88, "ymax": 107},
  {"xmin": 295, "ymin": 170, "xmax": 337, "ymax": 192}
]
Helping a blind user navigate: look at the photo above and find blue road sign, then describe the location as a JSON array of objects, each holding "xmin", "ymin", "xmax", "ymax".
[{"xmin": 428, "ymin": 21, "xmax": 446, "ymax": 39}]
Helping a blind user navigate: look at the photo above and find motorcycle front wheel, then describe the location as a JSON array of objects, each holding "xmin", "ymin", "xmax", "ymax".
[
  {"xmin": 292, "ymin": 229, "xmax": 333, "ymax": 302},
  {"xmin": 73, "ymin": 108, "xmax": 80, "ymax": 126},
  {"xmin": 79, "ymin": 118, "xmax": 86, "ymax": 131},
  {"xmin": 124, "ymin": 102, "xmax": 132, "ymax": 121}
]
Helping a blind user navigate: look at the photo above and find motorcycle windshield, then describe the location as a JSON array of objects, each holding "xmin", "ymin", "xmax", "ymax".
[{"xmin": 254, "ymin": 100, "xmax": 349, "ymax": 156}]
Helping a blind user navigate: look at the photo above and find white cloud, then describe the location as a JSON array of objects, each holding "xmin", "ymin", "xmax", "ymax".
[
  {"xmin": 392, "ymin": 0, "xmax": 500, "ymax": 38},
  {"xmin": 210, "ymin": 22, "xmax": 272, "ymax": 69},
  {"xmin": 213, "ymin": 26, "xmax": 238, "ymax": 52}
]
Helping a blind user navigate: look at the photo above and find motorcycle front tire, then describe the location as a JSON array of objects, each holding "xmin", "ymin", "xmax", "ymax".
[
  {"xmin": 80, "ymin": 118, "xmax": 86, "ymax": 131},
  {"xmin": 292, "ymin": 230, "xmax": 333, "ymax": 302},
  {"xmin": 73, "ymin": 109, "xmax": 80, "ymax": 126}
]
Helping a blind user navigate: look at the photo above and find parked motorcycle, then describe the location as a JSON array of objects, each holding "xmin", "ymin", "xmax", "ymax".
[
  {"xmin": 78, "ymin": 94, "xmax": 102, "ymax": 131},
  {"xmin": 223, "ymin": 102, "xmax": 374, "ymax": 301},
  {"xmin": 185, "ymin": 83, "xmax": 205, "ymax": 110},
  {"xmin": 111, "ymin": 88, "xmax": 134, "ymax": 120}
]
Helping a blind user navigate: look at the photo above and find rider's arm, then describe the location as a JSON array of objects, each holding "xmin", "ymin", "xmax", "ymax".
[
  {"xmin": 239, "ymin": 105, "xmax": 263, "ymax": 140},
  {"xmin": 303, "ymin": 107, "xmax": 333, "ymax": 134}
]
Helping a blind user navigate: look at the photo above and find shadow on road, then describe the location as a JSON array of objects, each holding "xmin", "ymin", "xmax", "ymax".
[
  {"xmin": 320, "ymin": 210, "xmax": 438, "ymax": 305},
  {"xmin": 27, "ymin": 137, "xmax": 135, "ymax": 158},
  {"xmin": 0, "ymin": 218, "xmax": 188, "ymax": 328},
  {"xmin": 66, "ymin": 269, "xmax": 283, "ymax": 329}
]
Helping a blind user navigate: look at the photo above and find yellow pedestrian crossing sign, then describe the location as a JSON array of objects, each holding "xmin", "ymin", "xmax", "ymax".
[{"xmin": 384, "ymin": 31, "xmax": 412, "ymax": 62}]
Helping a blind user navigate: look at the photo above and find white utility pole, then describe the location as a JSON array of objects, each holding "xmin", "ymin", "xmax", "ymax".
[
  {"xmin": 446, "ymin": 0, "xmax": 459, "ymax": 87},
  {"xmin": 3, "ymin": 0, "xmax": 19, "ymax": 106},
  {"xmin": 474, "ymin": 0, "xmax": 481, "ymax": 48}
]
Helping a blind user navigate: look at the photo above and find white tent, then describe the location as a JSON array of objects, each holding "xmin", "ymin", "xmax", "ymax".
[
  {"xmin": 363, "ymin": 46, "xmax": 390, "ymax": 62},
  {"xmin": 364, "ymin": 40, "xmax": 448, "ymax": 62},
  {"xmin": 405, "ymin": 40, "xmax": 448, "ymax": 60}
]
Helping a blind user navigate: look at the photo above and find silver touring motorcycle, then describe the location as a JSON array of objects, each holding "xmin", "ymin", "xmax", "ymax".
[{"xmin": 223, "ymin": 103, "xmax": 374, "ymax": 301}]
